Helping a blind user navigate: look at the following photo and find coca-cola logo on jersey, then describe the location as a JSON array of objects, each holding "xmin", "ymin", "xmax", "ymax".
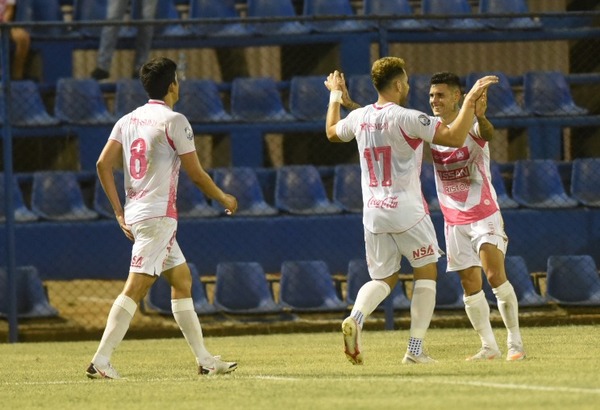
[{"xmin": 367, "ymin": 196, "xmax": 399, "ymax": 209}]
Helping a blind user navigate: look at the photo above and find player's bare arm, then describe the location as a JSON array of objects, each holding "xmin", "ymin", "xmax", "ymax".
[
  {"xmin": 475, "ymin": 92, "xmax": 494, "ymax": 141},
  {"xmin": 325, "ymin": 70, "xmax": 346, "ymax": 142},
  {"xmin": 432, "ymin": 75, "xmax": 498, "ymax": 147},
  {"xmin": 324, "ymin": 71, "xmax": 361, "ymax": 111},
  {"xmin": 97, "ymin": 139, "xmax": 134, "ymax": 241},
  {"xmin": 179, "ymin": 152, "xmax": 238, "ymax": 215}
]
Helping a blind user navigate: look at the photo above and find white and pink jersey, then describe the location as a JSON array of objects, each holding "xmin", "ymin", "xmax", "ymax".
[
  {"xmin": 336, "ymin": 103, "xmax": 441, "ymax": 233},
  {"xmin": 429, "ymin": 118, "xmax": 499, "ymax": 225},
  {"xmin": 108, "ymin": 100, "xmax": 196, "ymax": 225}
]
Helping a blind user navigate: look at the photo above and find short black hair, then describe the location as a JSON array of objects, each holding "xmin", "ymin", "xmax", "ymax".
[
  {"xmin": 430, "ymin": 72, "xmax": 461, "ymax": 91},
  {"xmin": 140, "ymin": 57, "xmax": 177, "ymax": 100}
]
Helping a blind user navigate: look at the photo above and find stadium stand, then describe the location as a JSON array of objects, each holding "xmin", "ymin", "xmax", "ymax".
[
  {"xmin": 0, "ymin": 175, "xmax": 39, "ymax": 223},
  {"xmin": 246, "ymin": 0, "xmax": 309, "ymax": 35},
  {"xmin": 332, "ymin": 164, "xmax": 362, "ymax": 213},
  {"xmin": 114, "ymin": 78, "xmax": 148, "ymax": 117},
  {"xmin": 421, "ymin": 0, "xmax": 486, "ymax": 30},
  {"xmin": 177, "ymin": 171, "xmax": 221, "ymax": 218},
  {"xmin": 490, "ymin": 161, "xmax": 519, "ymax": 209},
  {"xmin": 231, "ymin": 77, "xmax": 294, "ymax": 122},
  {"xmin": 466, "ymin": 72, "xmax": 529, "ymax": 117},
  {"xmin": 187, "ymin": 0, "xmax": 249, "ymax": 37},
  {"xmin": 289, "ymin": 76, "xmax": 330, "ymax": 121},
  {"xmin": 363, "ymin": 0, "xmax": 429, "ymax": 31},
  {"xmin": 511, "ymin": 160, "xmax": 578, "ymax": 208},
  {"xmin": 302, "ymin": 0, "xmax": 370, "ymax": 33},
  {"xmin": 93, "ymin": 170, "xmax": 126, "ymax": 219},
  {"xmin": 212, "ymin": 167, "xmax": 278, "ymax": 216},
  {"xmin": 478, "ymin": 0, "xmax": 541, "ymax": 30},
  {"xmin": 523, "ymin": 71, "xmax": 589, "ymax": 117},
  {"xmin": 435, "ymin": 258, "xmax": 465, "ymax": 310},
  {"xmin": 346, "ymin": 259, "xmax": 411, "ymax": 310}
]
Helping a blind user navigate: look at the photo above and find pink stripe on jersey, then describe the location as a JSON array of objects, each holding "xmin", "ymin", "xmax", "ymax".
[
  {"xmin": 165, "ymin": 126, "xmax": 176, "ymax": 151},
  {"xmin": 399, "ymin": 126, "xmax": 423, "ymax": 150}
]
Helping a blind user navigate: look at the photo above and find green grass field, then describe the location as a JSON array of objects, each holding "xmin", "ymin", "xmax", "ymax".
[{"xmin": 1, "ymin": 325, "xmax": 599, "ymax": 410}]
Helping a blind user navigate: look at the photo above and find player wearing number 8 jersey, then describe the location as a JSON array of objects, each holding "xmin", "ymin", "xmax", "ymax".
[
  {"xmin": 324, "ymin": 57, "xmax": 497, "ymax": 365},
  {"xmin": 86, "ymin": 57, "xmax": 238, "ymax": 380}
]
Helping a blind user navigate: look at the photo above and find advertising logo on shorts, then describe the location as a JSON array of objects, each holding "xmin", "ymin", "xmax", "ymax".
[
  {"xmin": 418, "ymin": 114, "xmax": 431, "ymax": 126},
  {"xmin": 185, "ymin": 126, "xmax": 193, "ymax": 141}
]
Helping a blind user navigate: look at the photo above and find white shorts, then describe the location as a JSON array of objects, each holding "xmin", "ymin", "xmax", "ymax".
[
  {"xmin": 444, "ymin": 211, "xmax": 508, "ymax": 272},
  {"xmin": 364, "ymin": 216, "xmax": 443, "ymax": 280},
  {"xmin": 129, "ymin": 217, "xmax": 186, "ymax": 276}
]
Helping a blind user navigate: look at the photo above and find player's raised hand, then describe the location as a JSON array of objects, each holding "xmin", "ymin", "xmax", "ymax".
[
  {"xmin": 324, "ymin": 70, "xmax": 344, "ymax": 92},
  {"xmin": 464, "ymin": 75, "xmax": 498, "ymax": 106}
]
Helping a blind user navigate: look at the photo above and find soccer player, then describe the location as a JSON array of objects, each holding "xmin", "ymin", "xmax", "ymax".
[
  {"xmin": 324, "ymin": 58, "xmax": 497, "ymax": 365},
  {"xmin": 427, "ymin": 72, "xmax": 525, "ymax": 361},
  {"xmin": 86, "ymin": 57, "xmax": 238, "ymax": 379}
]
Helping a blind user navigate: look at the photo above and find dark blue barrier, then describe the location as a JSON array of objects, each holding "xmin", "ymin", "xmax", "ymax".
[{"xmin": 1, "ymin": 209, "xmax": 598, "ymax": 280}]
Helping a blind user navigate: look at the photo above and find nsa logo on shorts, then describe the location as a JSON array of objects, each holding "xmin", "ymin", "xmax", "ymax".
[
  {"xmin": 418, "ymin": 114, "xmax": 431, "ymax": 126},
  {"xmin": 185, "ymin": 126, "xmax": 194, "ymax": 141}
]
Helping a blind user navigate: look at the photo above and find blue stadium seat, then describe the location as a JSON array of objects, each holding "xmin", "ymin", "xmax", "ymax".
[
  {"xmin": 0, "ymin": 266, "xmax": 59, "ymax": 318},
  {"xmin": 346, "ymin": 259, "xmax": 410, "ymax": 310},
  {"xmin": 247, "ymin": 0, "xmax": 309, "ymax": 35},
  {"xmin": 523, "ymin": 71, "xmax": 588, "ymax": 117},
  {"xmin": 490, "ymin": 162, "xmax": 519, "ymax": 209},
  {"xmin": 571, "ymin": 158, "xmax": 600, "ymax": 207},
  {"xmin": 511, "ymin": 160, "xmax": 578, "ymax": 208},
  {"xmin": 275, "ymin": 165, "xmax": 343, "ymax": 215},
  {"xmin": 93, "ymin": 170, "xmax": 126, "ymax": 219},
  {"xmin": 466, "ymin": 72, "xmax": 529, "ymax": 117},
  {"xmin": 435, "ymin": 257, "xmax": 464, "ymax": 309},
  {"xmin": 0, "ymin": 81, "xmax": 60, "ymax": 127},
  {"xmin": 114, "ymin": 79, "xmax": 148, "ymax": 118},
  {"xmin": 421, "ymin": 0, "xmax": 486, "ymax": 30},
  {"xmin": 546, "ymin": 255, "xmax": 600, "ymax": 306},
  {"xmin": 363, "ymin": 0, "xmax": 429, "ymax": 30},
  {"xmin": 280, "ymin": 260, "xmax": 347, "ymax": 311},
  {"xmin": 231, "ymin": 77, "xmax": 294, "ymax": 122},
  {"xmin": 176, "ymin": 80, "xmax": 232, "ymax": 123},
  {"xmin": 333, "ymin": 164, "xmax": 362, "ymax": 213},
  {"xmin": 55, "ymin": 79, "xmax": 116, "ymax": 125},
  {"xmin": 303, "ymin": 0, "xmax": 370, "ymax": 33},
  {"xmin": 289, "ymin": 76, "xmax": 330, "ymax": 121},
  {"xmin": 31, "ymin": 171, "xmax": 99, "ymax": 221},
  {"xmin": 347, "ymin": 74, "xmax": 378, "ymax": 107},
  {"xmin": 420, "ymin": 163, "xmax": 440, "ymax": 212},
  {"xmin": 479, "ymin": 0, "xmax": 541, "ymax": 29},
  {"xmin": 481, "ymin": 256, "xmax": 546, "ymax": 307},
  {"xmin": 212, "ymin": 167, "xmax": 277, "ymax": 216},
  {"xmin": 177, "ymin": 171, "xmax": 220, "ymax": 218},
  {"xmin": 0, "ymin": 174, "xmax": 39, "ymax": 223},
  {"xmin": 188, "ymin": 0, "xmax": 250, "ymax": 37},
  {"xmin": 144, "ymin": 263, "xmax": 217, "ymax": 314},
  {"xmin": 214, "ymin": 262, "xmax": 282, "ymax": 313},
  {"xmin": 407, "ymin": 74, "xmax": 432, "ymax": 114}
]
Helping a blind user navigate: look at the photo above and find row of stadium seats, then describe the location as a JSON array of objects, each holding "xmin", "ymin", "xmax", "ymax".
[
  {"xmin": 143, "ymin": 253, "xmax": 600, "ymax": 316},
  {"xmin": 0, "ymin": 70, "xmax": 589, "ymax": 129},
  {"xmin": 18, "ymin": 0, "xmax": 579, "ymax": 40},
  {"xmin": 3, "ymin": 158, "xmax": 600, "ymax": 224}
]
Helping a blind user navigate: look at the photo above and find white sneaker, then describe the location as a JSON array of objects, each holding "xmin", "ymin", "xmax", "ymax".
[
  {"xmin": 199, "ymin": 356, "xmax": 238, "ymax": 375},
  {"xmin": 402, "ymin": 351, "xmax": 436, "ymax": 364},
  {"xmin": 466, "ymin": 346, "xmax": 502, "ymax": 361},
  {"xmin": 506, "ymin": 344, "xmax": 526, "ymax": 361},
  {"xmin": 342, "ymin": 317, "xmax": 363, "ymax": 365},
  {"xmin": 86, "ymin": 362, "xmax": 121, "ymax": 379}
]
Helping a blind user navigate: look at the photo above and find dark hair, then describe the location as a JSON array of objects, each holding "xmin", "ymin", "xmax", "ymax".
[
  {"xmin": 140, "ymin": 57, "xmax": 177, "ymax": 100},
  {"xmin": 430, "ymin": 72, "xmax": 461, "ymax": 92},
  {"xmin": 371, "ymin": 57, "xmax": 406, "ymax": 92}
]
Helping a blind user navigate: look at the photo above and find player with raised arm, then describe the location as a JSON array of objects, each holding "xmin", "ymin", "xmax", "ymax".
[
  {"xmin": 86, "ymin": 57, "xmax": 238, "ymax": 379},
  {"xmin": 427, "ymin": 72, "xmax": 525, "ymax": 361},
  {"xmin": 324, "ymin": 57, "xmax": 497, "ymax": 365}
]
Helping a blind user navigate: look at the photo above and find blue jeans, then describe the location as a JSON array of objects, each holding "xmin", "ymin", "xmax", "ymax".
[{"xmin": 96, "ymin": 0, "xmax": 159, "ymax": 72}]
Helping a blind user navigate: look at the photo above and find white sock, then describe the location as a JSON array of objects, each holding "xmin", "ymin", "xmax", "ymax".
[
  {"xmin": 409, "ymin": 279, "xmax": 436, "ymax": 340},
  {"xmin": 92, "ymin": 294, "xmax": 137, "ymax": 367},
  {"xmin": 172, "ymin": 298, "xmax": 213, "ymax": 366},
  {"xmin": 350, "ymin": 280, "xmax": 390, "ymax": 329},
  {"xmin": 493, "ymin": 281, "xmax": 523, "ymax": 347},
  {"xmin": 464, "ymin": 290, "xmax": 499, "ymax": 350}
]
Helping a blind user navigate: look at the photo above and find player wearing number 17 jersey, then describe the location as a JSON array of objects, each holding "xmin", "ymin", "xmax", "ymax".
[
  {"xmin": 324, "ymin": 57, "xmax": 498, "ymax": 365},
  {"xmin": 86, "ymin": 57, "xmax": 238, "ymax": 380}
]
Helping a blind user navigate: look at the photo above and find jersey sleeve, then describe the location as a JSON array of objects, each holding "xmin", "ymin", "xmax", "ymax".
[
  {"xmin": 396, "ymin": 109, "xmax": 440, "ymax": 144},
  {"xmin": 335, "ymin": 112, "xmax": 358, "ymax": 142},
  {"xmin": 108, "ymin": 116, "xmax": 126, "ymax": 144},
  {"xmin": 168, "ymin": 114, "xmax": 196, "ymax": 155}
]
